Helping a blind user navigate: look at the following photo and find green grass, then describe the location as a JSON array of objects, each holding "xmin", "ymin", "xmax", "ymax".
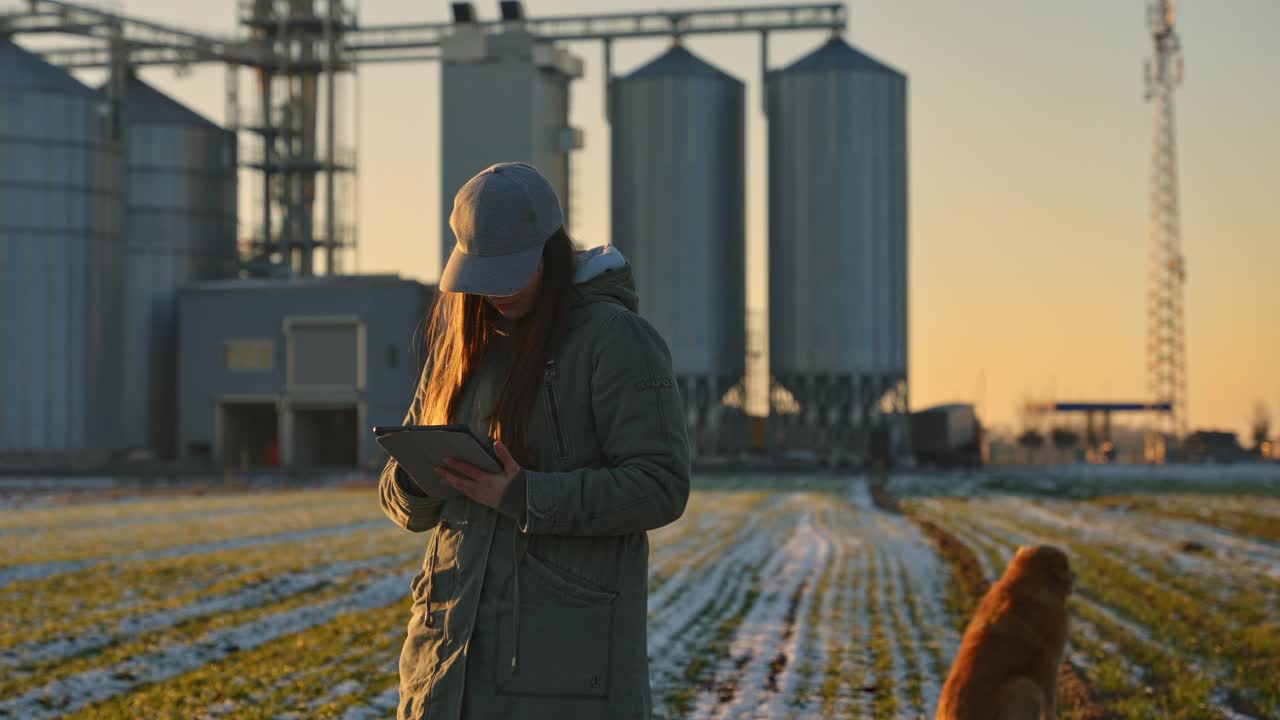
[
  {"xmin": 5, "ymin": 475, "xmax": 1277, "ymax": 719},
  {"xmin": 863, "ymin": 545, "xmax": 899, "ymax": 717},
  {"xmin": 1089, "ymin": 493, "xmax": 1280, "ymax": 543},
  {"xmin": 0, "ymin": 526, "xmax": 416, "ymax": 652}
]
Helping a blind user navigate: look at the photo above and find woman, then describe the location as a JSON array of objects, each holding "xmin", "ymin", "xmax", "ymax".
[{"xmin": 379, "ymin": 162, "xmax": 691, "ymax": 720}]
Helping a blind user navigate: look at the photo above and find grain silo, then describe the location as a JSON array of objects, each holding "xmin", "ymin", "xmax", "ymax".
[
  {"xmin": 114, "ymin": 76, "xmax": 239, "ymax": 457},
  {"xmin": 610, "ymin": 45, "xmax": 746, "ymax": 450},
  {"xmin": 766, "ymin": 38, "xmax": 907, "ymax": 462},
  {"xmin": 0, "ymin": 40, "xmax": 123, "ymax": 455}
]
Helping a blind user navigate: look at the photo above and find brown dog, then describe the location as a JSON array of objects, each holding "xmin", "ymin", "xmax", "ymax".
[{"xmin": 936, "ymin": 545, "xmax": 1074, "ymax": 720}]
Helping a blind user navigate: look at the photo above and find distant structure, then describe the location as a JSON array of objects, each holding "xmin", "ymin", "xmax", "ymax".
[
  {"xmin": 610, "ymin": 45, "xmax": 746, "ymax": 456},
  {"xmin": 239, "ymin": 0, "xmax": 358, "ymax": 277},
  {"xmin": 1144, "ymin": 0, "xmax": 1188, "ymax": 445},
  {"xmin": 0, "ymin": 40, "xmax": 122, "ymax": 458},
  {"xmin": 911, "ymin": 404, "xmax": 981, "ymax": 469},
  {"xmin": 113, "ymin": 77, "xmax": 238, "ymax": 456},
  {"xmin": 176, "ymin": 276, "xmax": 432, "ymax": 468},
  {"xmin": 2, "ymin": 1, "xmax": 916, "ymax": 468},
  {"xmin": 767, "ymin": 39, "xmax": 908, "ymax": 464},
  {"xmin": 1182, "ymin": 430, "xmax": 1247, "ymax": 464},
  {"xmin": 1027, "ymin": 401, "xmax": 1172, "ymax": 464},
  {"xmin": 438, "ymin": 17, "xmax": 582, "ymax": 270}
]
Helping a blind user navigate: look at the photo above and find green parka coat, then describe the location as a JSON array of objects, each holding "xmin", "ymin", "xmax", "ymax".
[{"xmin": 378, "ymin": 246, "xmax": 691, "ymax": 720}]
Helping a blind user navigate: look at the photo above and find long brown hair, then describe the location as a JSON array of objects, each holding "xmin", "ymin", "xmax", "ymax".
[{"xmin": 407, "ymin": 229, "xmax": 576, "ymax": 461}]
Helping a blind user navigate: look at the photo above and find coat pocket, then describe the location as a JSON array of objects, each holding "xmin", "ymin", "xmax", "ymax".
[{"xmin": 495, "ymin": 552, "xmax": 616, "ymax": 698}]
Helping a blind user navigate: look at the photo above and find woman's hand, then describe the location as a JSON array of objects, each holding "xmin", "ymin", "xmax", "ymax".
[{"xmin": 437, "ymin": 440, "xmax": 522, "ymax": 509}]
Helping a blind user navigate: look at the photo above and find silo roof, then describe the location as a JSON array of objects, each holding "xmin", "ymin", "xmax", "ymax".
[
  {"xmin": 624, "ymin": 45, "xmax": 743, "ymax": 84},
  {"xmin": 116, "ymin": 76, "xmax": 222, "ymax": 128},
  {"xmin": 0, "ymin": 39, "xmax": 97, "ymax": 96},
  {"xmin": 781, "ymin": 37, "xmax": 905, "ymax": 78}
]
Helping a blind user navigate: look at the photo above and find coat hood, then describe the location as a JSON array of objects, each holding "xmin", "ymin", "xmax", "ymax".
[{"xmin": 569, "ymin": 245, "xmax": 637, "ymax": 314}]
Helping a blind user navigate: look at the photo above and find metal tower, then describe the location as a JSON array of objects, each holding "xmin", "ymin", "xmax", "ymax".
[{"xmin": 1144, "ymin": 0, "xmax": 1187, "ymax": 441}]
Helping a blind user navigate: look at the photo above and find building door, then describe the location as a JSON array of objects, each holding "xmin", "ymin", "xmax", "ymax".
[
  {"xmin": 291, "ymin": 406, "xmax": 359, "ymax": 467},
  {"xmin": 283, "ymin": 316, "xmax": 365, "ymax": 467},
  {"xmin": 219, "ymin": 402, "xmax": 279, "ymax": 467}
]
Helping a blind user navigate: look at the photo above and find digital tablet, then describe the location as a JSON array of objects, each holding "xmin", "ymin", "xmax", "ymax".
[{"xmin": 373, "ymin": 424, "xmax": 502, "ymax": 499}]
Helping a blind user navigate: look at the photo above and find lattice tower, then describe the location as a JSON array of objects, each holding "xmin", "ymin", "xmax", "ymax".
[{"xmin": 1144, "ymin": 0, "xmax": 1188, "ymax": 438}]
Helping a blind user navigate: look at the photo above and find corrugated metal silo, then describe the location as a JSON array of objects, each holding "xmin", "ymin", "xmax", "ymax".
[
  {"xmin": 767, "ymin": 38, "xmax": 907, "ymax": 451},
  {"xmin": 115, "ymin": 77, "xmax": 239, "ymax": 456},
  {"xmin": 0, "ymin": 40, "xmax": 123, "ymax": 454},
  {"xmin": 610, "ymin": 45, "xmax": 746, "ymax": 437}
]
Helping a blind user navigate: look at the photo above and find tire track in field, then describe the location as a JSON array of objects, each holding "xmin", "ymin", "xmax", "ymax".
[
  {"xmin": 781, "ymin": 507, "xmax": 846, "ymax": 719},
  {"xmin": 912, "ymin": 504, "xmax": 1001, "ymax": 582},
  {"xmin": 740, "ymin": 513, "xmax": 834, "ymax": 719},
  {"xmin": 853, "ymin": 478, "xmax": 959, "ymax": 717}
]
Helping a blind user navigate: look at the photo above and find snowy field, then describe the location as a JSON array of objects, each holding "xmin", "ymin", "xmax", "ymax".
[{"xmin": 0, "ymin": 467, "xmax": 1277, "ymax": 719}]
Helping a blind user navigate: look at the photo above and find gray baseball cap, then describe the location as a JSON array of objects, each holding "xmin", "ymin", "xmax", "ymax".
[{"xmin": 441, "ymin": 162, "xmax": 564, "ymax": 296}]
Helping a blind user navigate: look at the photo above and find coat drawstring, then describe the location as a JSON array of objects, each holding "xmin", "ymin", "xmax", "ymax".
[{"xmin": 511, "ymin": 526, "xmax": 529, "ymax": 672}]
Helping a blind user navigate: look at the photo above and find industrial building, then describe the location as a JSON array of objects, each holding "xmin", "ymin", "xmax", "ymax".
[
  {"xmin": 439, "ymin": 24, "xmax": 582, "ymax": 270},
  {"xmin": 1, "ymin": 1, "xmax": 913, "ymax": 470},
  {"xmin": 177, "ymin": 276, "xmax": 432, "ymax": 469}
]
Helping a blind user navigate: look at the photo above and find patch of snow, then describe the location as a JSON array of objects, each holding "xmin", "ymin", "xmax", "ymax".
[
  {"xmin": 760, "ymin": 515, "xmax": 836, "ymax": 718},
  {"xmin": 687, "ymin": 513, "xmax": 821, "ymax": 719},
  {"xmin": 648, "ymin": 506, "xmax": 795, "ymax": 707},
  {"xmin": 309, "ymin": 678, "xmax": 364, "ymax": 709}
]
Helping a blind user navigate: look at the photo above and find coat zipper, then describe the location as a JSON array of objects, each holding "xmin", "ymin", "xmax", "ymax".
[{"xmin": 543, "ymin": 359, "xmax": 568, "ymax": 463}]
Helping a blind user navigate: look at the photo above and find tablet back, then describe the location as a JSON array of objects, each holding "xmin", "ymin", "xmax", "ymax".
[{"xmin": 375, "ymin": 429, "xmax": 501, "ymax": 500}]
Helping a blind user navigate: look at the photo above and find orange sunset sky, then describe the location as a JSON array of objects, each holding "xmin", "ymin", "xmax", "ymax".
[{"xmin": 38, "ymin": 0, "xmax": 1278, "ymax": 442}]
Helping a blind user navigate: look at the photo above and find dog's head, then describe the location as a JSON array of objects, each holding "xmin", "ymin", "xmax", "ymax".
[{"xmin": 1010, "ymin": 545, "xmax": 1074, "ymax": 599}]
